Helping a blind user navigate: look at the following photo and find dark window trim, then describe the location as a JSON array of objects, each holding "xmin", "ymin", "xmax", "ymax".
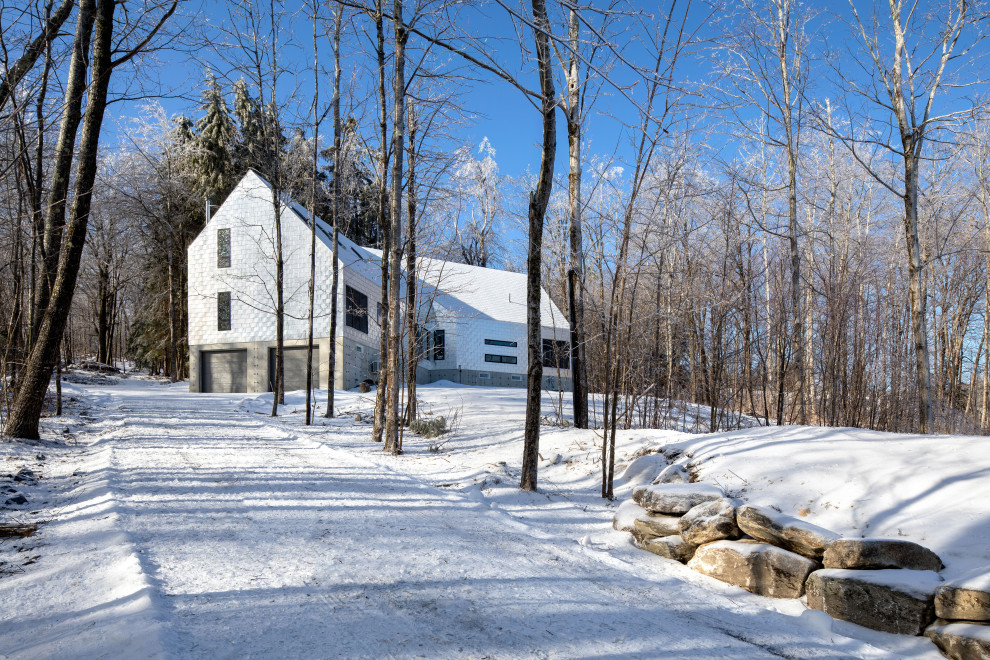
[
  {"xmin": 433, "ymin": 329, "xmax": 445, "ymax": 361},
  {"xmin": 542, "ymin": 338, "xmax": 569, "ymax": 369},
  {"xmin": 485, "ymin": 353, "xmax": 518, "ymax": 365},
  {"xmin": 217, "ymin": 228, "xmax": 231, "ymax": 268},
  {"xmin": 218, "ymin": 291, "xmax": 231, "ymax": 331},
  {"xmin": 345, "ymin": 285, "xmax": 369, "ymax": 334},
  {"xmin": 484, "ymin": 338, "xmax": 517, "ymax": 347}
]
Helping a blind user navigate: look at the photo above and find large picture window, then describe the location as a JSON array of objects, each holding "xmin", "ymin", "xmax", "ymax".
[
  {"xmin": 345, "ymin": 286, "xmax": 369, "ymax": 333},
  {"xmin": 218, "ymin": 291, "xmax": 231, "ymax": 331},
  {"xmin": 542, "ymin": 339, "xmax": 569, "ymax": 369},
  {"xmin": 217, "ymin": 228, "xmax": 231, "ymax": 268},
  {"xmin": 433, "ymin": 329, "xmax": 445, "ymax": 361},
  {"xmin": 485, "ymin": 354, "xmax": 517, "ymax": 365}
]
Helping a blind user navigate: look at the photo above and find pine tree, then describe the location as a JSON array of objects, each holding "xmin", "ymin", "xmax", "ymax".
[
  {"xmin": 232, "ymin": 78, "xmax": 264, "ymax": 175},
  {"xmin": 193, "ymin": 71, "xmax": 235, "ymax": 200}
]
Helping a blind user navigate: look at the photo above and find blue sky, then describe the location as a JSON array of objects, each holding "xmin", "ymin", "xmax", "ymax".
[
  {"xmin": 109, "ymin": 0, "xmax": 716, "ymax": 181},
  {"xmin": 107, "ymin": 0, "xmax": 982, "ymax": 198}
]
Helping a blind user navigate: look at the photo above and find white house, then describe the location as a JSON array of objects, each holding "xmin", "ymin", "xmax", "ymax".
[{"xmin": 186, "ymin": 170, "xmax": 572, "ymax": 394}]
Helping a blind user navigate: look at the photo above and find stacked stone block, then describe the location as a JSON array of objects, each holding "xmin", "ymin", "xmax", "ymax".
[{"xmin": 614, "ymin": 480, "xmax": 989, "ymax": 659}]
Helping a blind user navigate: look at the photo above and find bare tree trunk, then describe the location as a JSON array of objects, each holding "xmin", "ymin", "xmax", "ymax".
[
  {"xmin": 564, "ymin": 8, "xmax": 588, "ymax": 430},
  {"xmin": 520, "ymin": 0, "xmax": 556, "ymax": 492},
  {"xmin": 776, "ymin": 0, "xmax": 805, "ymax": 426},
  {"xmin": 305, "ymin": 1, "xmax": 320, "ymax": 426},
  {"xmin": 372, "ymin": 0, "xmax": 389, "ymax": 442},
  {"xmin": 5, "ymin": 0, "xmax": 116, "ymax": 440},
  {"xmin": 270, "ymin": 191, "xmax": 285, "ymax": 415},
  {"xmin": 325, "ymin": 5, "xmax": 344, "ymax": 420},
  {"xmin": 405, "ymin": 102, "xmax": 418, "ymax": 424},
  {"xmin": 33, "ymin": 0, "xmax": 97, "ymax": 340},
  {"xmin": 903, "ymin": 154, "xmax": 933, "ymax": 432},
  {"xmin": 383, "ymin": 0, "xmax": 408, "ymax": 455}
]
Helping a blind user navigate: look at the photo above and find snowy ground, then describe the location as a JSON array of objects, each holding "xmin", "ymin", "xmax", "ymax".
[{"xmin": 2, "ymin": 376, "xmax": 983, "ymax": 658}]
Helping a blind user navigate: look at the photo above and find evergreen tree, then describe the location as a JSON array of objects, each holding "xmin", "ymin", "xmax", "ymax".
[
  {"xmin": 173, "ymin": 114, "xmax": 194, "ymax": 145},
  {"xmin": 232, "ymin": 78, "xmax": 264, "ymax": 175},
  {"xmin": 193, "ymin": 71, "xmax": 235, "ymax": 201}
]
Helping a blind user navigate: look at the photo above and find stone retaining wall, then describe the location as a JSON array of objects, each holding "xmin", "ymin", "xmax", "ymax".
[{"xmin": 615, "ymin": 482, "xmax": 989, "ymax": 660}]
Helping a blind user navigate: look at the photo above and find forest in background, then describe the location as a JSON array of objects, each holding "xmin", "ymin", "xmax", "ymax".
[{"xmin": 2, "ymin": 0, "xmax": 989, "ymax": 493}]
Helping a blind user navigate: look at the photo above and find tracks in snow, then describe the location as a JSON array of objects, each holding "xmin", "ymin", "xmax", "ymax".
[{"xmin": 84, "ymin": 382, "xmax": 890, "ymax": 659}]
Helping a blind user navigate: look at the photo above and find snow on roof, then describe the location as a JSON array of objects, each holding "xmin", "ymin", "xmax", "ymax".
[
  {"xmin": 415, "ymin": 256, "xmax": 568, "ymax": 329},
  {"xmin": 239, "ymin": 170, "xmax": 383, "ymax": 284},
  {"xmin": 236, "ymin": 171, "xmax": 567, "ymax": 328}
]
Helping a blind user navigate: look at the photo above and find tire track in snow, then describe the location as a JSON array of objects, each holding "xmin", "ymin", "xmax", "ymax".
[{"xmin": 94, "ymin": 382, "xmax": 900, "ymax": 659}]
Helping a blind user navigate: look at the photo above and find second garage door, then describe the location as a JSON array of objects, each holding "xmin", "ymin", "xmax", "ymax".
[
  {"xmin": 269, "ymin": 346, "xmax": 320, "ymax": 392},
  {"xmin": 201, "ymin": 350, "xmax": 248, "ymax": 393}
]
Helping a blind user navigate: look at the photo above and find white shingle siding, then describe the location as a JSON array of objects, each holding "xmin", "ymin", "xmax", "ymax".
[{"xmin": 188, "ymin": 171, "xmax": 570, "ymax": 392}]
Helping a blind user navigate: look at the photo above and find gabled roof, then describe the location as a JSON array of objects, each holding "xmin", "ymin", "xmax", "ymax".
[
  {"xmin": 238, "ymin": 170, "xmax": 383, "ymax": 284},
  {"xmin": 366, "ymin": 246, "xmax": 567, "ymax": 329},
  {"xmin": 416, "ymin": 257, "xmax": 569, "ymax": 329},
  {"xmin": 225, "ymin": 171, "xmax": 567, "ymax": 329}
]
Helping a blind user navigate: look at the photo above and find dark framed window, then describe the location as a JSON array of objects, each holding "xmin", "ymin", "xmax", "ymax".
[
  {"xmin": 542, "ymin": 339, "xmax": 569, "ymax": 369},
  {"xmin": 217, "ymin": 291, "xmax": 231, "ymax": 331},
  {"xmin": 485, "ymin": 354, "xmax": 518, "ymax": 364},
  {"xmin": 345, "ymin": 286, "xmax": 369, "ymax": 333},
  {"xmin": 433, "ymin": 329, "xmax": 445, "ymax": 361},
  {"xmin": 485, "ymin": 338, "xmax": 517, "ymax": 347},
  {"xmin": 217, "ymin": 228, "xmax": 231, "ymax": 268}
]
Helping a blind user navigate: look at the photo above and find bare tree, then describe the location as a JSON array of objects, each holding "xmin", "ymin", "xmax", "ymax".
[
  {"xmin": 519, "ymin": 0, "xmax": 556, "ymax": 491},
  {"xmin": 827, "ymin": 0, "xmax": 987, "ymax": 433},
  {"xmin": 715, "ymin": 0, "xmax": 814, "ymax": 424},
  {"xmin": 0, "ymin": 0, "xmax": 74, "ymax": 113},
  {"xmin": 6, "ymin": 0, "xmax": 177, "ymax": 440}
]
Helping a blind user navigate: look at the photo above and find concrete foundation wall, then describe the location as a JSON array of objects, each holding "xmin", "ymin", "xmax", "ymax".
[{"xmin": 422, "ymin": 368, "xmax": 571, "ymax": 391}]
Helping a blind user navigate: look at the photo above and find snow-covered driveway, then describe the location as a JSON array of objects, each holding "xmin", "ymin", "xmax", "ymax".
[{"xmin": 2, "ymin": 380, "xmax": 931, "ymax": 659}]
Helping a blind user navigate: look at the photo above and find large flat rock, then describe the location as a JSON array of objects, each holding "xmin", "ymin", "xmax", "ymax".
[
  {"xmin": 643, "ymin": 535, "xmax": 697, "ymax": 563},
  {"xmin": 634, "ymin": 514, "xmax": 682, "ymax": 540},
  {"xmin": 806, "ymin": 568, "xmax": 942, "ymax": 635},
  {"xmin": 613, "ymin": 499, "xmax": 682, "ymax": 546},
  {"xmin": 823, "ymin": 538, "xmax": 943, "ymax": 572},
  {"xmin": 926, "ymin": 622, "xmax": 990, "ymax": 660},
  {"xmin": 936, "ymin": 582, "xmax": 990, "ymax": 622},
  {"xmin": 632, "ymin": 483, "xmax": 723, "ymax": 515},
  {"xmin": 679, "ymin": 499, "xmax": 740, "ymax": 545},
  {"xmin": 736, "ymin": 504, "xmax": 838, "ymax": 560},
  {"xmin": 687, "ymin": 540, "xmax": 818, "ymax": 599}
]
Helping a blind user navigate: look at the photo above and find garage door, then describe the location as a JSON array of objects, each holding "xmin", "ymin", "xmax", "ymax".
[
  {"xmin": 201, "ymin": 350, "xmax": 247, "ymax": 393},
  {"xmin": 269, "ymin": 346, "xmax": 319, "ymax": 392}
]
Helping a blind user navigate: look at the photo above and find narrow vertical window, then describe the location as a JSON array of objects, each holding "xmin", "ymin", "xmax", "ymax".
[
  {"xmin": 218, "ymin": 291, "xmax": 231, "ymax": 331},
  {"xmin": 217, "ymin": 228, "xmax": 231, "ymax": 268},
  {"xmin": 433, "ymin": 329, "xmax": 445, "ymax": 361},
  {"xmin": 345, "ymin": 286, "xmax": 369, "ymax": 333}
]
